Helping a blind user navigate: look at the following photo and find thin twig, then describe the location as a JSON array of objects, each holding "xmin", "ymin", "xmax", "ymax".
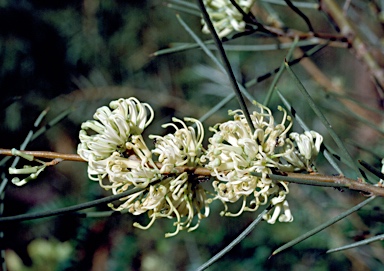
[
  {"xmin": 196, "ymin": 0, "xmax": 255, "ymax": 134},
  {"xmin": 283, "ymin": 0, "xmax": 314, "ymax": 32},
  {"xmin": 256, "ymin": 172, "xmax": 384, "ymax": 197},
  {"xmin": 0, "ymin": 149, "xmax": 85, "ymax": 162},
  {"xmin": 1, "ymin": 149, "xmax": 384, "ymax": 197}
]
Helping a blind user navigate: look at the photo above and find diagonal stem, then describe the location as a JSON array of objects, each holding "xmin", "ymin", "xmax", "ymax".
[{"xmin": 196, "ymin": 0, "xmax": 255, "ymax": 134}]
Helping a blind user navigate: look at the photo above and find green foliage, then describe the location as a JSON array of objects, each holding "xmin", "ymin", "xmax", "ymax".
[{"xmin": 1, "ymin": 0, "xmax": 384, "ymax": 270}]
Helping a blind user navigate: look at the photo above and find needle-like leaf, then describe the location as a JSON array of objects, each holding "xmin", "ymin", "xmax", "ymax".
[
  {"xmin": 326, "ymin": 233, "xmax": 384, "ymax": 254},
  {"xmin": 271, "ymin": 196, "xmax": 376, "ymax": 256},
  {"xmin": 196, "ymin": 207, "xmax": 270, "ymax": 271}
]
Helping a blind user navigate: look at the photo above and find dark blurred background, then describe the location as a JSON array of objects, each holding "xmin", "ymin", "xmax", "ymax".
[{"xmin": 1, "ymin": 0, "xmax": 383, "ymax": 270}]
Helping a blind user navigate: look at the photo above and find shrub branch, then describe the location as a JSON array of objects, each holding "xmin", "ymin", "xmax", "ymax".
[{"xmin": 2, "ymin": 148, "xmax": 383, "ymax": 197}]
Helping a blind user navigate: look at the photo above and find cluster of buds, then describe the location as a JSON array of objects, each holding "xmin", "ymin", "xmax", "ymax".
[
  {"xmin": 77, "ymin": 97, "xmax": 323, "ymax": 236},
  {"xmin": 202, "ymin": 0, "xmax": 256, "ymax": 37}
]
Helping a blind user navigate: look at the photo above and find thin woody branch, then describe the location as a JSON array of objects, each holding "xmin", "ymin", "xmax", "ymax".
[
  {"xmin": 0, "ymin": 148, "xmax": 85, "ymax": 162},
  {"xmin": 258, "ymin": 172, "xmax": 384, "ymax": 197},
  {"xmin": 2, "ymin": 148, "xmax": 384, "ymax": 197}
]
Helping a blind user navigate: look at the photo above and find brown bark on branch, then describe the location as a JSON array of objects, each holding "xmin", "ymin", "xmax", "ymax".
[{"xmin": 1, "ymin": 148, "xmax": 383, "ymax": 197}]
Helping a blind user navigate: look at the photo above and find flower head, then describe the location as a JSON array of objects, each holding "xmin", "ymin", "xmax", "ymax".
[
  {"xmin": 202, "ymin": 103, "xmax": 295, "ymax": 222},
  {"xmin": 140, "ymin": 117, "xmax": 209, "ymax": 236},
  {"xmin": 202, "ymin": 0, "xmax": 256, "ymax": 37},
  {"xmin": 77, "ymin": 98, "xmax": 154, "ymax": 180},
  {"xmin": 150, "ymin": 117, "xmax": 205, "ymax": 173},
  {"xmin": 77, "ymin": 98, "xmax": 213, "ymax": 236}
]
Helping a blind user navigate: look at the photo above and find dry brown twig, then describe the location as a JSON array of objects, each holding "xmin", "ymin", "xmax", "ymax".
[{"xmin": 1, "ymin": 148, "xmax": 384, "ymax": 197}]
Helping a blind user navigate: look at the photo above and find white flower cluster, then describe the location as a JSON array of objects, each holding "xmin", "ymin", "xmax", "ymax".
[
  {"xmin": 108, "ymin": 171, "xmax": 209, "ymax": 237},
  {"xmin": 202, "ymin": 0, "xmax": 255, "ymax": 37},
  {"xmin": 133, "ymin": 117, "xmax": 209, "ymax": 237},
  {"xmin": 202, "ymin": 102, "xmax": 323, "ymax": 223},
  {"xmin": 78, "ymin": 97, "xmax": 323, "ymax": 235},
  {"xmin": 78, "ymin": 99, "xmax": 209, "ymax": 236}
]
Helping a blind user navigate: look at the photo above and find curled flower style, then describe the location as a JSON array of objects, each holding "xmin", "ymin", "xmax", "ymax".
[
  {"xmin": 150, "ymin": 117, "xmax": 205, "ymax": 173},
  {"xmin": 109, "ymin": 173, "xmax": 210, "ymax": 237},
  {"xmin": 77, "ymin": 98, "xmax": 154, "ymax": 180},
  {"xmin": 263, "ymin": 199, "xmax": 293, "ymax": 224},
  {"xmin": 202, "ymin": 0, "xmax": 256, "ymax": 37},
  {"xmin": 131, "ymin": 117, "xmax": 209, "ymax": 236},
  {"xmin": 202, "ymin": 103, "xmax": 296, "ymax": 222}
]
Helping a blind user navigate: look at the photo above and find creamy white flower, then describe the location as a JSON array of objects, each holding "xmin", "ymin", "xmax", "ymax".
[
  {"xmin": 97, "ymin": 134, "xmax": 163, "ymax": 211},
  {"xmin": 283, "ymin": 131, "xmax": 323, "ymax": 171},
  {"xmin": 202, "ymin": 0, "xmax": 256, "ymax": 37},
  {"xmin": 105, "ymin": 152, "xmax": 160, "ymax": 191},
  {"xmin": 142, "ymin": 117, "xmax": 209, "ymax": 236},
  {"xmin": 203, "ymin": 103, "xmax": 293, "ymax": 176},
  {"xmin": 77, "ymin": 98, "xmax": 154, "ymax": 180},
  {"xmin": 150, "ymin": 117, "xmax": 205, "ymax": 173},
  {"xmin": 202, "ymin": 103, "xmax": 295, "ymax": 221}
]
